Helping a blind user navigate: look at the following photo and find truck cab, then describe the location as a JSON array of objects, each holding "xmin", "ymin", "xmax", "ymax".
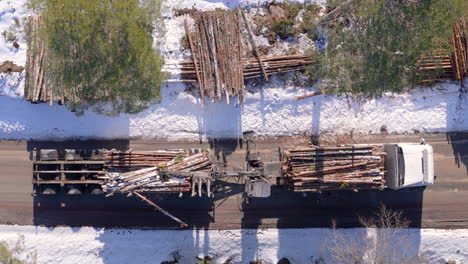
[{"xmin": 384, "ymin": 143, "xmax": 434, "ymax": 190}]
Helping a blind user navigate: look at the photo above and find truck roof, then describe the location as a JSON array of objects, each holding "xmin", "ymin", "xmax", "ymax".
[{"xmin": 398, "ymin": 143, "xmax": 434, "ymax": 187}]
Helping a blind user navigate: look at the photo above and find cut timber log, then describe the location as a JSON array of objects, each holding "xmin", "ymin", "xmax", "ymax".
[
  {"xmin": 282, "ymin": 144, "xmax": 386, "ymax": 192},
  {"xmin": 294, "ymin": 91, "xmax": 327, "ymax": 101},
  {"xmin": 184, "ymin": 18, "xmax": 204, "ymax": 99},
  {"xmin": 240, "ymin": 8, "xmax": 268, "ymax": 81},
  {"xmin": 134, "ymin": 192, "xmax": 188, "ymax": 228}
]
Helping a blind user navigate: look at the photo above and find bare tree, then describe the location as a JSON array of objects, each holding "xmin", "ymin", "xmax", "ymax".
[
  {"xmin": 327, "ymin": 205, "xmax": 426, "ymax": 264},
  {"xmin": 0, "ymin": 235, "xmax": 37, "ymax": 264}
]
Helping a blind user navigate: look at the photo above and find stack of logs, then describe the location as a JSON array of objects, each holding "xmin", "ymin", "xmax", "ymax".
[
  {"xmin": 167, "ymin": 152, "xmax": 213, "ymax": 172},
  {"xmin": 24, "ymin": 16, "xmax": 52, "ymax": 104},
  {"xmin": 418, "ymin": 19, "xmax": 467, "ymax": 84},
  {"xmin": 24, "ymin": 16, "xmax": 76, "ymax": 105},
  {"xmin": 104, "ymin": 150, "xmax": 183, "ymax": 171},
  {"xmin": 183, "ymin": 10, "xmax": 245, "ymax": 103},
  {"xmin": 180, "ymin": 55, "xmax": 312, "ymax": 82},
  {"xmin": 282, "ymin": 145, "xmax": 386, "ymax": 192},
  {"xmin": 101, "ymin": 150, "xmax": 212, "ymax": 194},
  {"xmin": 100, "ymin": 167, "xmax": 191, "ymax": 194},
  {"xmin": 451, "ymin": 20, "xmax": 467, "ymax": 81}
]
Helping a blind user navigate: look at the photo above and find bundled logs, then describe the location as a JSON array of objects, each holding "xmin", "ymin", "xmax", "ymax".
[
  {"xmin": 100, "ymin": 151, "xmax": 212, "ymax": 194},
  {"xmin": 100, "ymin": 167, "xmax": 191, "ymax": 194},
  {"xmin": 24, "ymin": 16, "xmax": 53, "ymax": 104},
  {"xmin": 104, "ymin": 150, "xmax": 212, "ymax": 171},
  {"xmin": 417, "ymin": 52, "xmax": 455, "ymax": 83},
  {"xmin": 180, "ymin": 55, "xmax": 313, "ymax": 83},
  {"xmin": 167, "ymin": 152, "xmax": 213, "ymax": 172},
  {"xmin": 282, "ymin": 145, "xmax": 386, "ymax": 192},
  {"xmin": 243, "ymin": 55, "xmax": 312, "ymax": 79},
  {"xmin": 24, "ymin": 16, "xmax": 79, "ymax": 105},
  {"xmin": 451, "ymin": 19, "xmax": 467, "ymax": 81},
  {"xmin": 184, "ymin": 10, "xmax": 245, "ymax": 103},
  {"xmin": 104, "ymin": 150, "xmax": 184, "ymax": 171},
  {"xmin": 419, "ymin": 19, "xmax": 467, "ymax": 84}
]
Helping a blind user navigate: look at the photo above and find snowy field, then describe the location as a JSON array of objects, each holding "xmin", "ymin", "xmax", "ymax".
[
  {"xmin": 1, "ymin": 225, "xmax": 468, "ymax": 264},
  {"xmin": 0, "ymin": 225, "xmax": 467, "ymax": 264},
  {"xmin": 0, "ymin": 0, "xmax": 467, "ymax": 140}
]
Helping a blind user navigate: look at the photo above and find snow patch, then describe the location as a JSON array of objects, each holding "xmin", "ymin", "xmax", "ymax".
[
  {"xmin": 0, "ymin": 225, "xmax": 467, "ymax": 264},
  {"xmin": 0, "ymin": 0, "xmax": 467, "ymax": 140}
]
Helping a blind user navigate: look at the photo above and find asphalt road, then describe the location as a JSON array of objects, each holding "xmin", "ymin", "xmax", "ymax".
[{"xmin": 0, "ymin": 132, "xmax": 467, "ymax": 229}]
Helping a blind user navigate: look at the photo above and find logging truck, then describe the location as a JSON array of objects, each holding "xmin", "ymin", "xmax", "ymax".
[
  {"xmin": 30, "ymin": 139, "xmax": 434, "ymax": 227},
  {"xmin": 31, "ymin": 140, "xmax": 434, "ymax": 196},
  {"xmin": 280, "ymin": 141, "xmax": 435, "ymax": 192}
]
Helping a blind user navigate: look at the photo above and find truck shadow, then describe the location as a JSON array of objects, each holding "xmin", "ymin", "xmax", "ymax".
[
  {"xmin": 33, "ymin": 193, "xmax": 213, "ymax": 228},
  {"xmin": 240, "ymin": 186, "xmax": 424, "ymax": 262},
  {"xmin": 446, "ymin": 132, "xmax": 468, "ymax": 175}
]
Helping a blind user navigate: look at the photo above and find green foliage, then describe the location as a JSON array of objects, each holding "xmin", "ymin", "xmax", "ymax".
[
  {"xmin": 272, "ymin": 19, "xmax": 295, "ymax": 39},
  {"xmin": 307, "ymin": 0, "xmax": 467, "ymax": 96},
  {"xmin": 1, "ymin": 30, "xmax": 17, "ymax": 42},
  {"xmin": 270, "ymin": 3, "xmax": 321, "ymax": 40},
  {"xmin": 0, "ymin": 236, "xmax": 37, "ymax": 264},
  {"xmin": 28, "ymin": 0, "xmax": 167, "ymax": 116}
]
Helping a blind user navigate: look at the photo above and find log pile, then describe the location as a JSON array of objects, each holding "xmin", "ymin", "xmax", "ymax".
[
  {"xmin": 100, "ymin": 167, "xmax": 191, "ymax": 194},
  {"xmin": 24, "ymin": 16, "xmax": 78, "ymax": 105},
  {"xmin": 180, "ymin": 55, "xmax": 312, "ymax": 82},
  {"xmin": 418, "ymin": 19, "xmax": 467, "ymax": 84},
  {"xmin": 167, "ymin": 152, "xmax": 213, "ymax": 172},
  {"xmin": 104, "ymin": 150, "xmax": 212, "ymax": 172},
  {"xmin": 243, "ymin": 55, "xmax": 312, "ymax": 79},
  {"xmin": 417, "ymin": 52, "xmax": 455, "ymax": 83},
  {"xmin": 184, "ymin": 10, "xmax": 245, "ymax": 103},
  {"xmin": 282, "ymin": 145, "xmax": 386, "ymax": 192},
  {"xmin": 104, "ymin": 150, "xmax": 184, "ymax": 171},
  {"xmin": 24, "ymin": 16, "xmax": 53, "ymax": 104},
  {"xmin": 101, "ymin": 151, "xmax": 212, "ymax": 194},
  {"xmin": 451, "ymin": 19, "xmax": 467, "ymax": 81}
]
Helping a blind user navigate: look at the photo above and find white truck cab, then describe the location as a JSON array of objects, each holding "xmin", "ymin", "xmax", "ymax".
[{"xmin": 383, "ymin": 142, "xmax": 434, "ymax": 190}]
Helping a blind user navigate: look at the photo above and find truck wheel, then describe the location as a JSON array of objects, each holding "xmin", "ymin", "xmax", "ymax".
[
  {"xmin": 66, "ymin": 185, "xmax": 82, "ymax": 195},
  {"xmin": 88, "ymin": 185, "xmax": 103, "ymax": 195},
  {"xmin": 42, "ymin": 187, "xmax": 57, "ymax": 195}
]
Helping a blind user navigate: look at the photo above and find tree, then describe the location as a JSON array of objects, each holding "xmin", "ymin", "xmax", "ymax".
[
  {"xmin": 28, "ymin": 0, "xmax": 167, "ymax": 115},
  {"xmin": 327, "ymin": 205, "xmax": 426, "ymax": 264},
  {"xmin": 306, "ymin": 0, "xmax": 467, "ymax": 97},
  {"xmin": 0, "ymin": 236, "xmax": 37, "ymax": 264}
]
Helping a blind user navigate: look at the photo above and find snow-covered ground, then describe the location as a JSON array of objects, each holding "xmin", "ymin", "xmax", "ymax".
[
  {"xmin": 0, "ymin": 0, "xmax": 467, "ymax": 140},
  {"xmin": 0, "ymin": 225, "xmax": 467, "ymax": 264}
]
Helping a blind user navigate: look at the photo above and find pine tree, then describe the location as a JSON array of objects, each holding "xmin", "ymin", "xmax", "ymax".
[
  {"xmin": 306, "ymin": 0, "xmax": 467, "ymax": 97},
  {"xmin": 28, "ymin": 0, "xmax": 167, "ymax": 115}
]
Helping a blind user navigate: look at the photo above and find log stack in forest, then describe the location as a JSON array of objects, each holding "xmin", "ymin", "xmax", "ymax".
[
  {"xmin": 24, "ymin": 16, "xmax": 80, "ymax": 105},
  {"xmin": 179, "ymin": 55, "xmax": 313, "ymax": 82},
  {"xmin": 24, "ymin": 16, "xmax": 52, "ymax": 104},
  {"xmin": 282, "ymin": 145, "xmax": 386, "ymax": 192},
  {"xmin": 183, "ymin": 10, "xmax": 245, "ymax": 103},
  {"xmin": 418, "ymin": 19, "xmax": 467, "ymax": 84}
]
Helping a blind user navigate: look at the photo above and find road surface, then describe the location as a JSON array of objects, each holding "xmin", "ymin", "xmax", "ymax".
[{"xmin": 0, "ymin": 132, "xmax": 467, "ymax": 229}]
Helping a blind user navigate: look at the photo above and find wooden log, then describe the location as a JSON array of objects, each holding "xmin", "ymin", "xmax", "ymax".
[
  {"xmin": 184, "ymin": 18, "xmax": 204, "ymax": 99},
  {"xmin": 294, "ymin": 91, "xmax": 327, "ymax": 101},
  {"xmin": 240, "ymin": 9, "xmax": 268, "ymax": 81},
  {"xmin": 134, "ymin": 192, "xmax": 188, "ymax": 228},
  {"xmin": 34, "ymin": 46, "xmax": 45, "ymax": 102}
]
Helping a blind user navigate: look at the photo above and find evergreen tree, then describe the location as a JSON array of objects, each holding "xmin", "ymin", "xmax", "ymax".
[
  {"xmin": 307, "ymin": 0, "xmax": 467, "ymax": 97},
  {"xmin": 28, "ymin": 0, "xmax": 166, "ymax": 115}
]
